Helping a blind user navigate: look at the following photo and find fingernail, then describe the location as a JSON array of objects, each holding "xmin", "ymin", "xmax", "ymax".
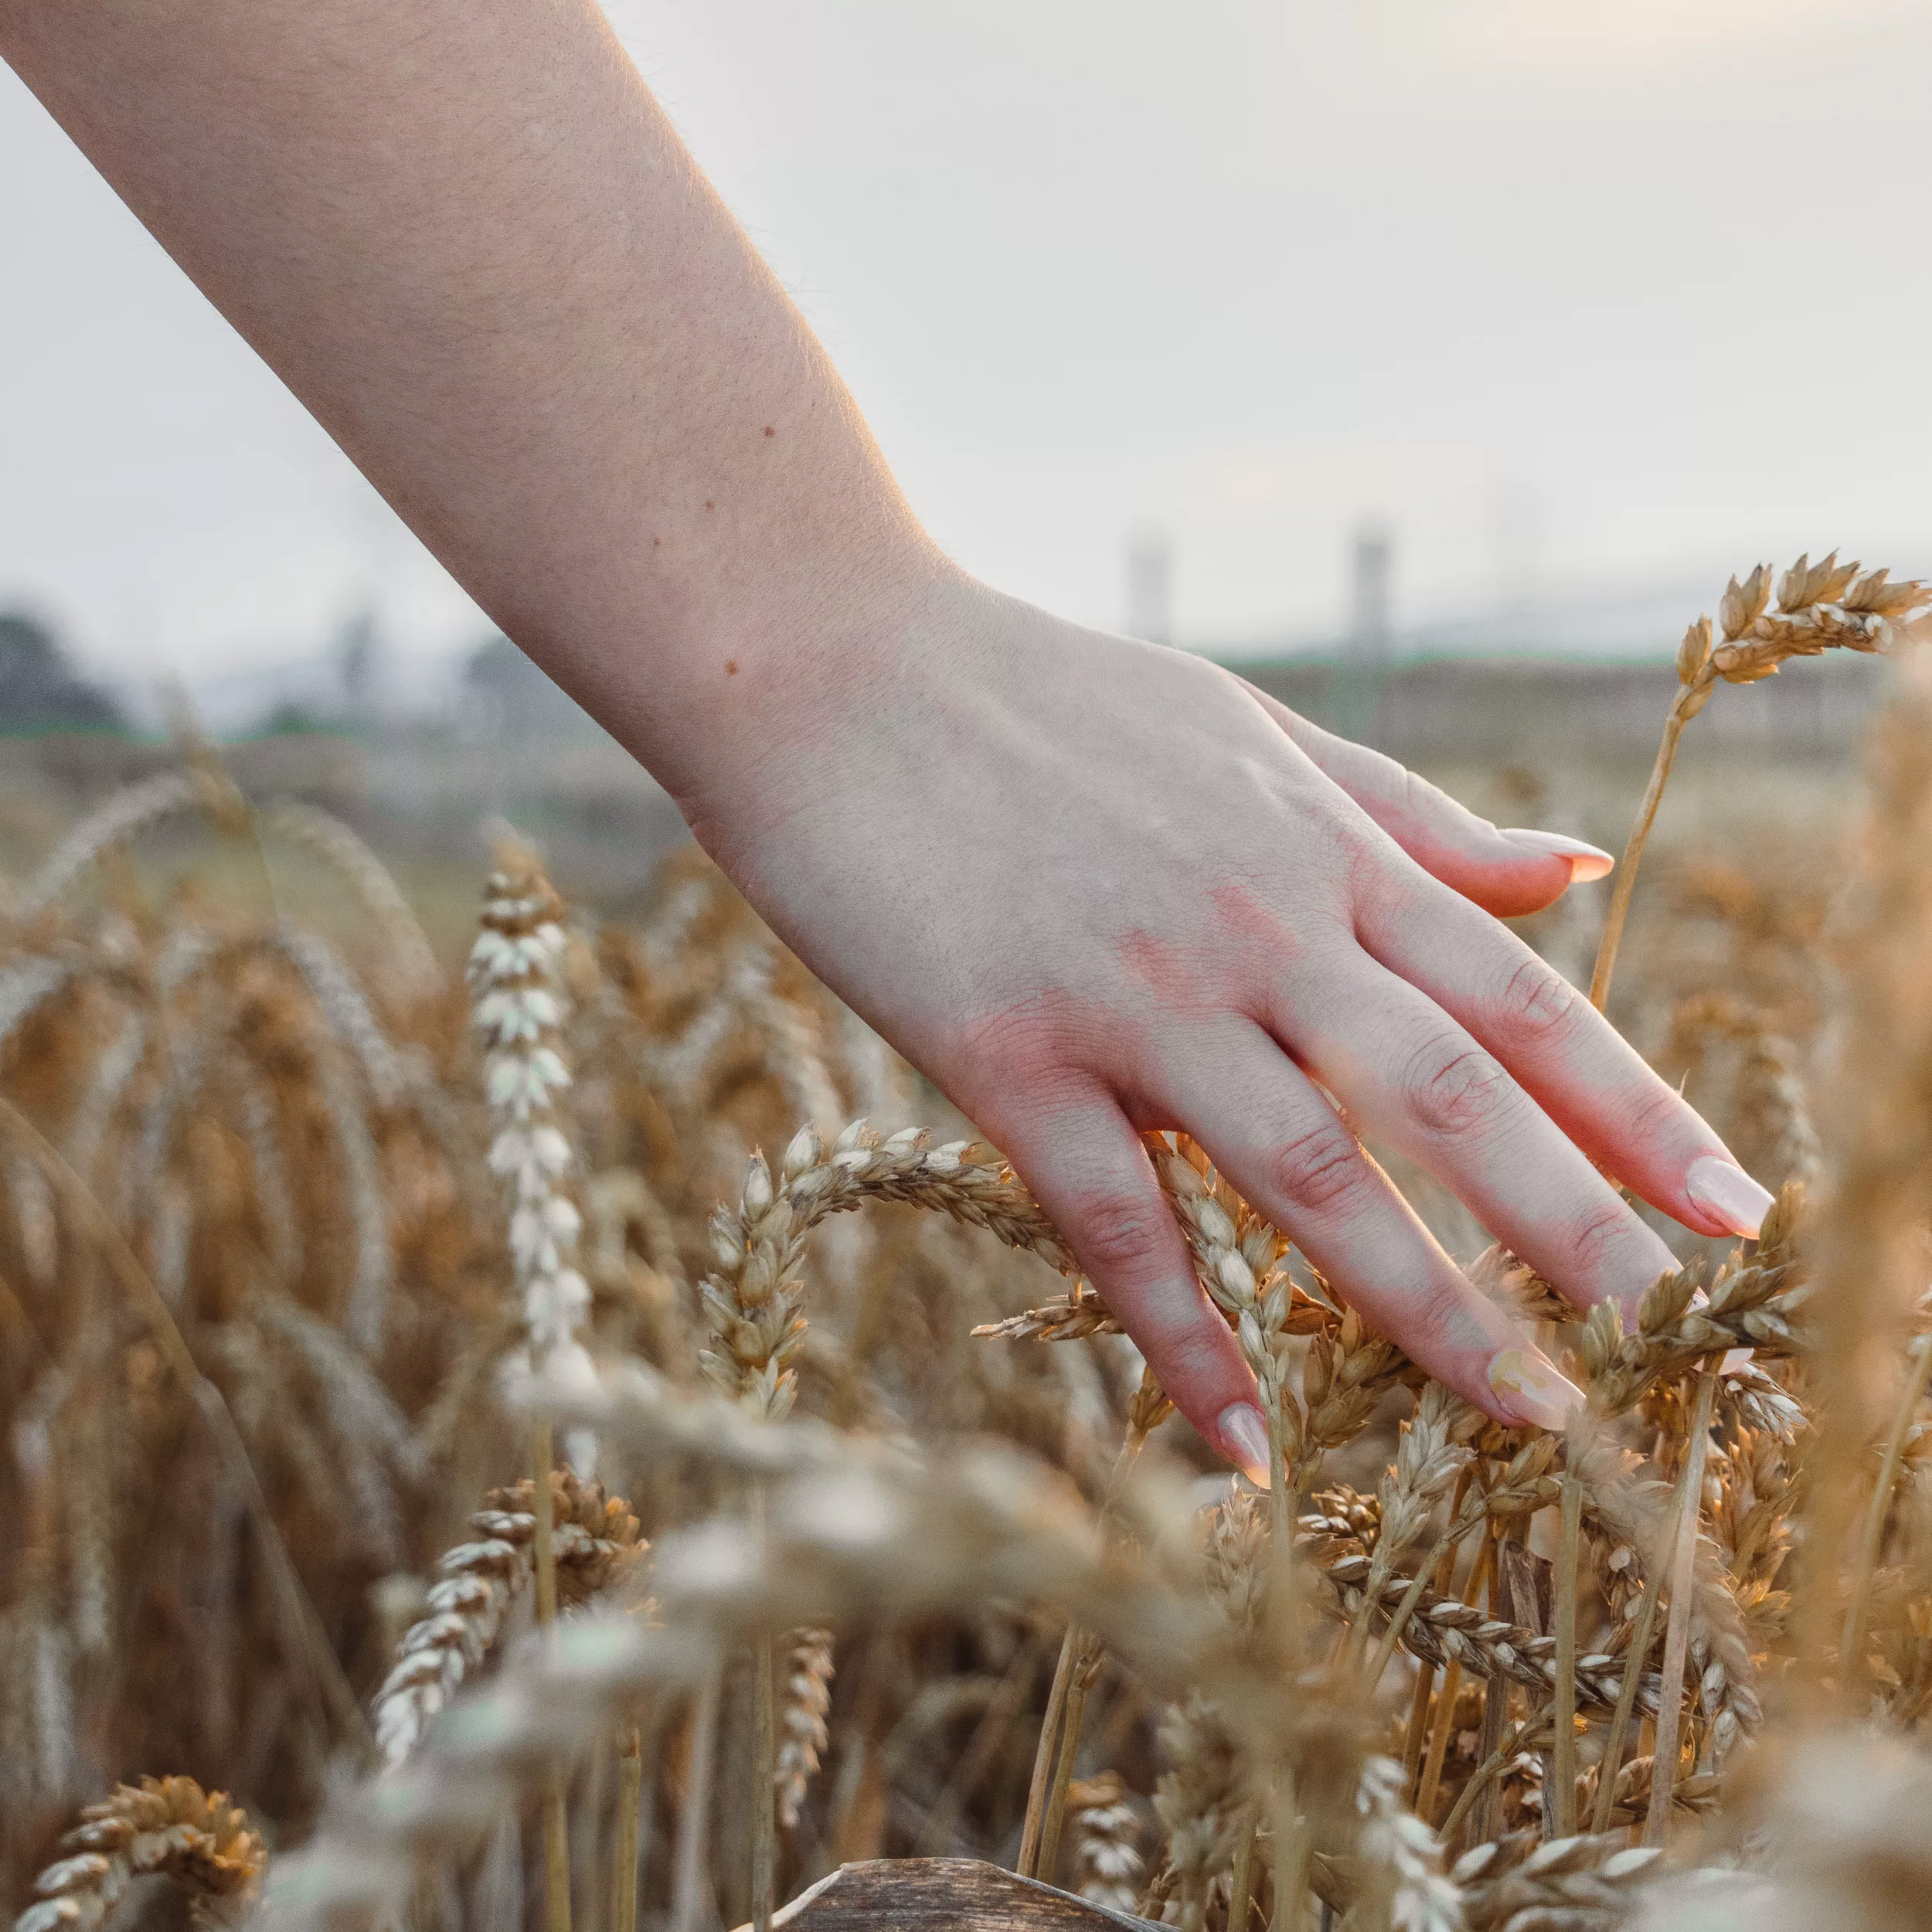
[
  {"xmin": 1685, "ymin": 1155, "xmax": 1774, "ymax": 1238},
  {"xmin": 1487, "ymin": 1346, "xmax": 1586, "ymax": 1432},
  {"xmin": 1216, "ymin": 1403, "xmax": 1273, "ymax": 1485},
  {"xmin": 1498, "ymin": 828, "xmax": 1616, "ymax": 884}
]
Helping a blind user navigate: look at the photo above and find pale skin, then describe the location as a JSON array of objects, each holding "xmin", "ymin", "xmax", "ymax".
[{"xmin": 0, "ymin": 0, "xmax": 1775, "ymax": 1478}]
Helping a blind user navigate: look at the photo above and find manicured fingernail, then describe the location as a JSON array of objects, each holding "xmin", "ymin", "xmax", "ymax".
[
  {"xmin": 1487, "ymin": 1346, "xmax": 1585, "ymax": 1432},
  {"xmin": 1216, "ymin": 1403, "xmax": 1273, "ymax": 1485},
  {"xmin": 1498, "ymin": 828, "xmax": 1616, "ymax": 884},
  {"xmin": 1685, "ymin": 1155, "xmax": 1774, "ymax": 1238}
]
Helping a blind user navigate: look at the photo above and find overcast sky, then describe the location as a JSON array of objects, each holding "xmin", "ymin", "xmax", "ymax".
[{"xmin": 2, "ymin": 0, "xmax": 1928, "ymax": 696}]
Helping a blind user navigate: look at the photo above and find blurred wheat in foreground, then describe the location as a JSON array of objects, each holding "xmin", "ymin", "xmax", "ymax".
[{"xmin": 5, "ymin": 561, "xmax": 1932, "ymax": 1932}]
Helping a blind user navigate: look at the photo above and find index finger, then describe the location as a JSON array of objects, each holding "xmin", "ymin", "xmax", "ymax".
[{"xmin": 1355, "ymin": 869, "xmax": 1774, "ymax": 1241}]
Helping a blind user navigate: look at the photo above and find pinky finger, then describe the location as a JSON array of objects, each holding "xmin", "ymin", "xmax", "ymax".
[{"xmin": 993, "ymin": 1087, "xmax": 1272, "ymax": 1481}]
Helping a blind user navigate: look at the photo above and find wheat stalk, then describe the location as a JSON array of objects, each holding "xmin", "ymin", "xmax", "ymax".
[
  {"xmin": 467, "ymin": 839, "xmax": 597, "ymax": 1932},
  {"xmin": 1590, "ymin": 556, "xmax": 1930, "ymax": 1009}
]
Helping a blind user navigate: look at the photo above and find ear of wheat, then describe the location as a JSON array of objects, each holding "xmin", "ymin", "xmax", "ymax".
[{"xmin": 14, "ymin": 1779, "xmax": 264, "ymax": 1932}]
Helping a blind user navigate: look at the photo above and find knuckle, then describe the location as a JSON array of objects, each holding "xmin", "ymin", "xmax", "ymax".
[
  {"xmin": 1389, "ymin": 1287, "xmax": 1466, "ymax": 1367},
  {"xmin": 1619, "ymin": 1080, "xmax": 1692, "ymax": 1151},
  {"xmin": 951, "ymin": 992, "xmax": 1106, "ymax": 1092},
  {"xmin": 1396, "ymin": 764, "xmax": 1455, "ymax": 834},
  {"xmin": 1153, "ymin": 1325, "xmax": 1245, "ymax": 1396},
  {"xmin": 1401, "ymin": 1039, "xmax": 1513, "ymax": 1139},
  {"xmin": 1073, "ymin": 1191, "xmax": 1172, "ymax": 1279},
  {"xmin": 1493, "ymin": 955, "xmax": 1582, "ymax": 1046},
  {"xmin": 1564, "ymin": 1198, "xmax": 1637, "ymax": 1281},
  {"xmin": 1266, "ymin": 1118, "xmax": 1371, "ymax": 1219},
  {"xmin": 1308, "ymin": 795, "xmax": 1382, "ymax": 875}
]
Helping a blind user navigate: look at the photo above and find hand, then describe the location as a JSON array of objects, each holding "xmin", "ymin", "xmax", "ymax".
[
  {"xmin": 0, "ymin": 0, "xmax": 1766, "ymax": 1475},
  {"xmin": 686, "ymin": 573, "xmax": 1773, "ymax": 1478}
]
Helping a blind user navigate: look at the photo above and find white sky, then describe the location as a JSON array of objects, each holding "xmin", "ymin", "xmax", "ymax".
[{"xmin": 2, "ymin": 0, "xmax": 1928, "ymax": 694}]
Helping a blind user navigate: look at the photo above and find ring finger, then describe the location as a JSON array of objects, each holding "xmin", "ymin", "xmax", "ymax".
[{"xmin": 1151, "ymin": 1018, "xmax": 1581, "ymax": 1427}]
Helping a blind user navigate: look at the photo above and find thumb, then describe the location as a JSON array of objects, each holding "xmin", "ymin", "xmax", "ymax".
[{"xmin": 1239, "ymin": 679, "xmax": 1614, "ymax": 918}]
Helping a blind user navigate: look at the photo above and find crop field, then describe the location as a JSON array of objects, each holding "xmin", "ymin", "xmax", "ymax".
[{"xmin": 3, "ymin": 560, "xmax": 1932, "ymax": 1932}]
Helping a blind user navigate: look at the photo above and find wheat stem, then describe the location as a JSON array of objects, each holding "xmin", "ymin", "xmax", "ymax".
[
  {"xmin": 1226, "ymin": 1804, "xmax": 1260, "ymax": 1932},
  {"xmin": 613, "ymin": 1725, "xmax": 644, "ymax": 1932},
  {"xmin": 1417, "ymin": 1535, "xmax": 1492, "ymax": 1823},
  {"xmin": 1270, "ymin": 1767, "xmax": 1308, "ymax": 1932},
  {"xmin": 750, "ymin": 1488, "xmax": 777, "ymax": 1932},
  {"xmin": 1590, "ymin": 1550, "xmax": 1666, "ymax": 1836},
  {"xmin": 1590, "ymin": 692, "xmax": 1696, "ymax": 1011},
  {"xmin": 750, "ymin": 1632, "xmax": 777, "ymax": 1932},
  {"xmin": 530, "ymin": 1420, "xmax": 572, "ymax": 1932},
  {"xmin": 672, "ymin": 1666, "xmax": 723, "ymax": 1932},
  {"xmin": 1840, "ymin": 1332, "xmax": 1932, "ymax": 1685},
  {"xmin": 1019, "ymin": 1625, "xmax": 1079, "ymax": 1877},
  {"xmin": 1036, "ymin": 1641, "xmax": 1100, "ymax": 1883},
  {"xmin": 1401, "ymin": 1486, "xmax": 1471, "ymax": 1797},
  {"xmin": 1400, "ymin": 1662, "xmax": 1435, "ymax": 1794},
  {"xmin": 1643, "ymin": 1366, "xmax": 1719, "ymax": 1846},
  {"xmin": 1549, "ymin": 1468, "xmax": 1584, "ymax": 1838},
  {"xmin": 532, "ymin": 1421, "xmax": 561, "ymax": 1625},
  {"xmin": 1414, "ymin": 1655, "xmax": 1462, "ymax": 1825},
  {"xmin": 1019, "ymin": 1408, "xmax": 1157, "ymax": 1879},
  {"xmin": 1438, "ymin": 1730, "xmax": 1520, "ymax": 1849}
]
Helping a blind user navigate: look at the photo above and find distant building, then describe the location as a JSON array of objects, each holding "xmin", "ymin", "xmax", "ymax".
[
  {"xmin": 0, "ymin": 612, "xmax": 124, "ymax": 733},
  {"xmin": 1348, "ymin": 522, "xmax": 1394, "ymax": 667}
]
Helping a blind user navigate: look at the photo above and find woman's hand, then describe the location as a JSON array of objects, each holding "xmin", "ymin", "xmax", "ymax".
[
  {"xmin": 2, "ymin": 1, "xmax": 1771, "ymax": 1476},
  {"xmin": 685, "ymin": 573, "xmax": 1773, "ymax": 1478}
]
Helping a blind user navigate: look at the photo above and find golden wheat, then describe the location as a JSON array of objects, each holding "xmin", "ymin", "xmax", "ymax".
[{"xmin": 6, "ymin": 563, "xmax": 1932, "ymax": 1932}]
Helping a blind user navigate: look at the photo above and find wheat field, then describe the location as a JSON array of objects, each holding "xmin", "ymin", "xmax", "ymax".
[{"xmin": 6, "ymin": 560, "xmax": 1932, "ymax": 1932}]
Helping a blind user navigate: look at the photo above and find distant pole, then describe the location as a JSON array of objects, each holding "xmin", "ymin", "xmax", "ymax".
[
  {"xmin": 1349, "ymin": 522, "xmax": 1393, "ymax": 666},
  {"xmin": 1493, "ymin": 475, "xmax": 1541, "ymax": 651},
  {"xmin": 335, "ymin": 604, "xmax": 380, "ymax": 728},
  {"xmin": 1126, "ymin": 527, "xmax": 1175, "ymax": 646}
]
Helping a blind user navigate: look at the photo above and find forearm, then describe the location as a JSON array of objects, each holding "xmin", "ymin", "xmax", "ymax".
[{"xmin": 0, "ymin": 0, "xmax": 945, "ymax": 804}]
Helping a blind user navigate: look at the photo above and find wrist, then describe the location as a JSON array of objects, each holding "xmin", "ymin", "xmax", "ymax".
[{"xmin": 644, "ymin": 530, "xmax": 975, "ymax": 857}]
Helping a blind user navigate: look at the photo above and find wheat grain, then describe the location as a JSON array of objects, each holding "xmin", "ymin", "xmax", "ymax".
[
  {"xmin": 470, "ymin": 842, "xmax": 598, "ymax": 1492},
  {"xmin": 13, "ymin": 1778, "xmax": 264, "ymax": 1932},
  {"xmin": 703, "ymin": 1120, "xmax": 1070, "ymax": 1420},
  {"xmin": 373, "ymin": 1470, "xmax": 643, "ymax": 1766},
  {"xmin": 773, "ymin": 1627, "xmax": 835, "ymax": 1828}
]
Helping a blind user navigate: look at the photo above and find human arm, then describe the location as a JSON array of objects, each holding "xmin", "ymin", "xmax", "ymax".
[{"xmin": 0, "ymin": 0, "xmax": 1773, "ymax": 1471}]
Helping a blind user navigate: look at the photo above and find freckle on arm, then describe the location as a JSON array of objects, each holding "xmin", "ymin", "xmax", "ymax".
[{"xmin": 725, "ymin": 659, "xmax": 738, "ymax": 676}]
